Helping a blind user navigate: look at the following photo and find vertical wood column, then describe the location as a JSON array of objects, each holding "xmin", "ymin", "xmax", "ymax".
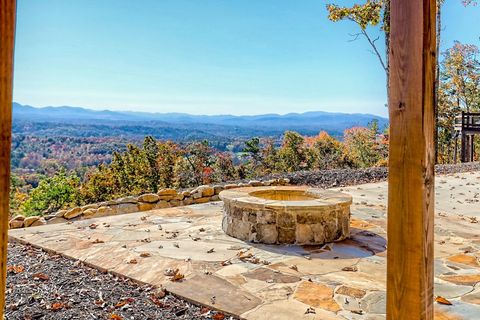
[
  {"xmin": 0, "ymin": 0, "xmax": 16, "ymax": 317},
  {"xmin": 387, "ymin": 0, "xmax": 436, "ymax": 319}
]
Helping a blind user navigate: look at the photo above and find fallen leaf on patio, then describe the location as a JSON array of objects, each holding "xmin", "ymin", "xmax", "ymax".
[
  {"xmin": 89, "ymin": 223, "xmax": 97, "ymax": 229},
  {"xmin": 305, "ymin": 307, "xmax": 316, "ymax": 314},
  {"xmin": 128, "ymin": 259, "xmax": 138, "ymax": 264},
  {"xmin": 92, "ymin": 239, "xmax": 104, "ymax": 244},
  {"xmin": 289, "ymin": 265, "xmax": 298, "ymax": 271},
  {"xmin": 140, "ymin": 252, "xmax": 151, "ymax": 258},
  {"xmin": 342, "ymin": 266, "xmax": 358, "ymax": 272},
  {"xmin": 51, "ymin": 302, "xmax": 66, "ymax": 311},
  {"xmin": 435, "ymin": 296, "xmax": 452, "ymax": 305},
  {"xmin": 221, "ymin": 260, "xmax": 232, "ymax": 266},
  {"xmin": 32, "ymin": 273, "xmax": 49, "ymax": 281},
  {"xmin": 7, "ymin": 265, "xmax": 25, "ymax": 273},
  {"xmin": 164, "ymin": 268, "xmax": 179, "ymax": 276},
  {"xmin": 170, "ymin": 271, "xmax": 185, "ymax": 282},
  {"xmin": 207, "ymin": 248, "xmax": 215, "ymax": 253}
]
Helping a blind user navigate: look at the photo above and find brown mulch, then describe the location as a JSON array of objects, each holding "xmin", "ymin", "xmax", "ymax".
[{"xmin": 5, "ymin": 242, "xmax": 236, "ymax": 320}]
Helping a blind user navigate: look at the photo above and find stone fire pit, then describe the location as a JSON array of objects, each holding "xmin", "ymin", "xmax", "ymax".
[{"xmin": 219, "ymin": 186, "xmax": 352, "ymax": 245}]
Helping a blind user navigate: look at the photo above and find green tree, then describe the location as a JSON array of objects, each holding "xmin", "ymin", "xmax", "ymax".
[
  {"xmin": 21, "ymin": 170, "xmax": 81, "ymax": 216},
  {"xmin": 307, "ymin": 131, "xmax": 346, "ymax": 170},
  {"xmin": 437, "ymin": 41, "xmax": 480, "ymax": 163},
  {"xmin": 260, "ymin": 138, "xmax": 280, "ymax": 174},
  {"xmin": 278, "ymin": 131, "xmax": 313, "ymax": 172},
  {"xmin": 343, "ymin": 127, "xmax": 381, "ymax": 167}
]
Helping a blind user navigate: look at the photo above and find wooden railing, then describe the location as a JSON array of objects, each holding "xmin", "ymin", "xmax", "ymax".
[{"xmin": 455, "ymin": 112, "xmax": 480, "ymax": 133}]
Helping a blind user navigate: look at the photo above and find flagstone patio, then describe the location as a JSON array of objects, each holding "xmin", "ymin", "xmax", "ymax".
[{"xmin": 9, "ymin": 171, "xmax": 480, "ymax": 319}]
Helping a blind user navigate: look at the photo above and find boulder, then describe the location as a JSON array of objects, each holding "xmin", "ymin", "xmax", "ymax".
[
  {"xmin": 138, "ymin": 202, "xmax": 155, "ymax": 211},
  {"xmin": 248, "ymin": 180, "xmax": 263, "ymax": 187},
  {"xmin": 138, "ymin": 193, "xmax": 160, "ymax": 203},
  {"xmin": 196, "ymin": 185, "xmax": 215, "ymax": 197},
  {"xmin": 64, "ymin": 207, "xmax": 83, "ymax": 219},
  {"xmin": 117, "ymin": 203, "xmax": 138, "ymax": 214},
  {"xmin": 48, "ymin": 217, "xmax": 67, "ymax": 224},
  {"xmin": 83, "ymin": 208, "xmax": 98, "ymax": 218},
  {"xmin": 31, "ymin": 218, "xmax": 47, "ymax": 227},
  {"xmin": 9, "ymin": 218, "xmax": 24, "ymax": 229},
  {"xmin": 154, "ymin": 201, "xmax": 170, "ymax": 209},
  {"xmin": 24, "ymin": 216, "xmax": 41, "ymax": 227},
  {"xmin": 81, "ymin": 204, "xmax": 99, "ymax": 211},
  {"xmin": 116, "ymin": 196, "xmax": 138, "ymax": 204},
  {"xmin": 54, "ymin": 210, "xmax": 67, "ymax": 217},
  {"xmin": 194, "ymin": 197, "xmax": 210, "ymax": 204},
  {"xmin": 158, "ymin": 188, "xmax": 177, "ymax": 196},
  {"xmin": 213, "ymin": 185, "xmax": 224, "ymax": 195},
  {"xmin": 96, "ymin": 206, "xmax": 115, "ymax": 217}
]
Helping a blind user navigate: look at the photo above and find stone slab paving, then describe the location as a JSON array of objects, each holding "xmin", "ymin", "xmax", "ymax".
[{"xmin": 9, "ymin": 171, "xmax": 480, "ymax": 319}]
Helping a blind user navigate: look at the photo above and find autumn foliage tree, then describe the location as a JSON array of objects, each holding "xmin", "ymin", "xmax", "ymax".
[
  {"xmin": 437, "ymin": 41, "xmax": 480, "ymax": 163},
  {"xmin": 306, "ymin": 131, "xmax": 346, "ymax": 169}
]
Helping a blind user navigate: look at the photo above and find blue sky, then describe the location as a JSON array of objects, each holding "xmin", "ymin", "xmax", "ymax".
[{"xmin": 13, "ymin": 0, "xmax": 480, "ymax": 117}]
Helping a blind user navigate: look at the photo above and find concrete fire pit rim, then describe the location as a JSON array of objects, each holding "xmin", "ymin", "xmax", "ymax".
[{"xmin": 219, "ymin": 186, "xmax": 352, "ymax": 208}]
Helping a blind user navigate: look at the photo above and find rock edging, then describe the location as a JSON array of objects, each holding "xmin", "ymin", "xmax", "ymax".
[{"xmin": 9, "ymin": 178, "xmax": 290, "ymax": 229}]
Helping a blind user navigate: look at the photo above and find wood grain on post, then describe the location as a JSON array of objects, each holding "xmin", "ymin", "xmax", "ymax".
[
  {"xmin": 0, "ymin": 0, "xmax": 16, "ymax": 317},
  {"xmin": 387, "ymin": 0, "xmax": 436, "ymax": 319}
]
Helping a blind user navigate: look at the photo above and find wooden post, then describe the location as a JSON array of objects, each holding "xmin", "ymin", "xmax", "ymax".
[
  {"xmin": 461, "ymin": 132, "xmax": 466, "ymax": 162},
  {"xmin": 387, "ymin": 0, "xmax": 436, "ymax": 319},
  {"xmin": 0, "ymin": 0, "xmax": 16, "ymax": 317}
]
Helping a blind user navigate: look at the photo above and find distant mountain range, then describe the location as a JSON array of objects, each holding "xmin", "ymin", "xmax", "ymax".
[{"xmin": 12, "ymin": 102, "xmax": 389, "ymax": 141}]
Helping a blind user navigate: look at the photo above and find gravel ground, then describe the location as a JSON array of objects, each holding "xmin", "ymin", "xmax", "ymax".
[
  {"xmin": 266, "ymin": 162, "xmax": 480, "ymax": 188},
  {"xmin": 5, "ymin": 242, "xmax": 235, "ymax": 320}
]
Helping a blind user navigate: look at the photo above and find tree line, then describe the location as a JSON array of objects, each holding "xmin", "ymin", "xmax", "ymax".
[{"xmin": 10, "ymin": 123, "xmax": 388, "ymax": 217}]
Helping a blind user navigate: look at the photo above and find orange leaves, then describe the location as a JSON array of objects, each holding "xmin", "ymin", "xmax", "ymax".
[
  {"xmin": 212, "ymin": 313, "xmax": 226, "ymax": 320},
  {"xmin": 171, "ymin": 272, "xmax": 185, "ymax": 282},
  {"xmin": 51, "ymin": 302, "xmax": 66, "ymax": 311},
  {"xmin": 32, "ymin": 273, "xmax": 49, "ymax": 281},
  {"xmin": 7, "ymin": 264, "xmax": 25, "ymax": 273},
  {"xmin": 149, "ymin": 290, "xmax": 166, "ymax": 306},
  {"xmin": 435, "ymin": 296, "xmax": 453, "ymax": 305},
  {"xmin": 110, "ymin": 314, "xmax": 123, "ymax": 320},
  {"xmin": 115, "ymin": 298, "xmax": 134, "ymax": 308},
  {"xmin": 164, "ymin": 268, "xmax": 185, "ymax": 281}
]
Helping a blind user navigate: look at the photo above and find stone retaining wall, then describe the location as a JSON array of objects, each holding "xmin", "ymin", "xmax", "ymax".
[{"xmin": 9, "ymin": 178, "xmax": 290, "ymax": 229}]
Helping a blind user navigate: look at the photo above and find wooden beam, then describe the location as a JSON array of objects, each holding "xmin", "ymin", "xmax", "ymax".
[
  {"xmin": 0, "ymin": 0, "xmax": 16, "ymax": 317},
  {"xmin": 387, "ymin": 0, "xmax": 436, "ymax": 319}
]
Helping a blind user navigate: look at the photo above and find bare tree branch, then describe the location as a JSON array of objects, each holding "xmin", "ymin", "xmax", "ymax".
[{"xmin": 360, "ymin": 28, "xmax": 388, "ymax": 73}]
